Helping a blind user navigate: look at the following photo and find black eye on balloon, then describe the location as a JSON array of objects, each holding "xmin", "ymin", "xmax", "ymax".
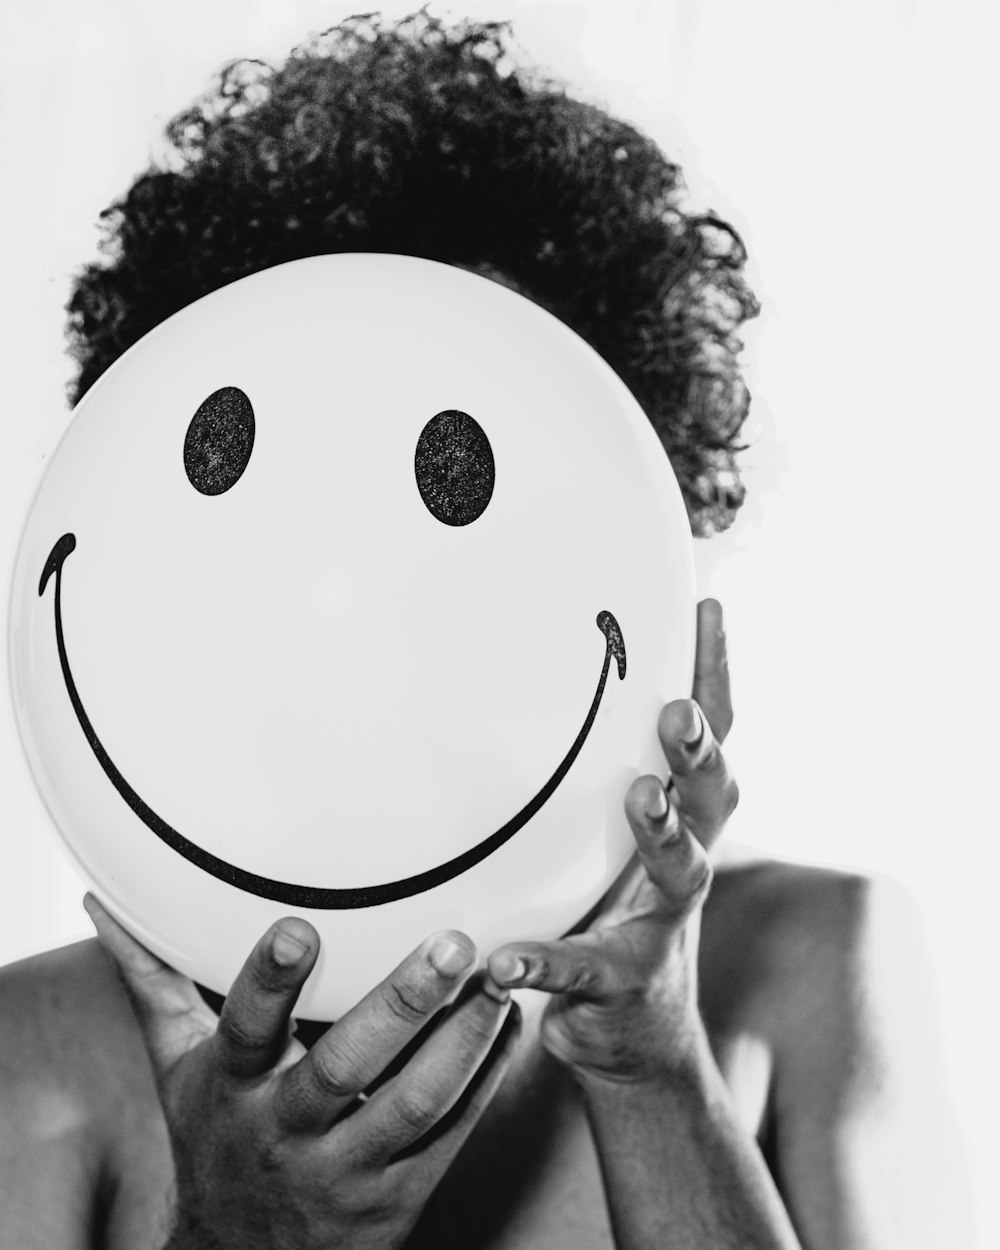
[
  {"xmin": 414, "ymin": 410, "xmax": 495, "ymax": 526},
  {"xmin": 183, "ymin": 386, "xmax": 256, "ymax": 496}
]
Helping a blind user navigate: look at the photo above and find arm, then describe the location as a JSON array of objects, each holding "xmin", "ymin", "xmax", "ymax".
[
  {"xmin": 580, "ymin": 1049, "xmax": 798, "ymax": 1250},
  {"xmin": 762, "ymin": 870, "xmax": 973, "ymax": 1250},
  {"xmin": 490, "ymin": 599, "xmax": 801, "ymax": 1248},
  {"xmin": 491, "ymin": 599, "xmax": 968, "ymax": 1249}
]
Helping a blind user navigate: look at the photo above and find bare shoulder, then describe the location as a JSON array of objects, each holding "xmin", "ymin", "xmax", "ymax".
[
  {"xmin": 701, "ymin": 851, "xmax": 931, "ymax": 1085},
  {"xmin": 700, "ymin": 852, "xmax": 966, "ymax": 1248},
  {"xmin": 0, "ymin": 939, "xmax": 165, "ymax": 1248},
  {"xmin": 1, "ymin": 935, "xmax": 136, "ymax": 1035},
  {"xmin": 702, "ymin": 851, "xmax": 929, "ymax": 1038},
  {"xmin": 0, "ymin": 936, "xmax": 151, "ymax": 1103}
]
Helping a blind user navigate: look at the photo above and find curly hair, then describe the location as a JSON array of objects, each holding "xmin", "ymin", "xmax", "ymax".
[{"xmin": 66, "ymin": 11, "xmax": 759, "ymax": 535}]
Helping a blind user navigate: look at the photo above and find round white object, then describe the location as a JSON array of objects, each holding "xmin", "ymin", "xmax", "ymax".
[{"xmin": 8, "ymin": 254, "xmax": 695, "ymax": 1019}]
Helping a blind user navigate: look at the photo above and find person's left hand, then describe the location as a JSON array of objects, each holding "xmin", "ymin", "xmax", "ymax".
[{"xmin": 487, "ymin": 598, "xmax": 738, "ymax": 1086}]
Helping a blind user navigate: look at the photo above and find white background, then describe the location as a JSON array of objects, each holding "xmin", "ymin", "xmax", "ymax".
[{"xmin": 0, "ymin": 1, "xmax": 996, "ymax": 1244}]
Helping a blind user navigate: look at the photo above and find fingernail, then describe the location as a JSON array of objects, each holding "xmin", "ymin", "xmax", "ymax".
[
  {"xmin": 494, "ymin": 951, "xmax": 527, "ymax": 984},
  {"xmin": 482, "ymin": 977, "xmax": 512, "ymax": 1004},
  {"xmin": 682, "ymin": 705, "xmax": 705, "ymax": 750},
  {"xmin": 647, "ymin": 787, "xmax": 669, "ymax": 821},
  {"xmin": 431, "ymin": 935, "xmax": 474, "ymax": 977},
  {"xmin": 272, "ymin": 926, "xmax": 308, "ymax": 967}
]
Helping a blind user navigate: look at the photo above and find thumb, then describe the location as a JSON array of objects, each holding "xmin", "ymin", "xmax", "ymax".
[
  {"xmin": 487, "ymin": 932, "xmax": 636, "ymax": 1000},
  {"xmin": 84, "ymin": 892, "xmax": 215, "ymax": 1075}
]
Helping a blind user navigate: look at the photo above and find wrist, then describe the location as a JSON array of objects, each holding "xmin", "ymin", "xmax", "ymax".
[{"xmin": 570, "ymin": 1015, "xmax": 719, "ymax": 1104}]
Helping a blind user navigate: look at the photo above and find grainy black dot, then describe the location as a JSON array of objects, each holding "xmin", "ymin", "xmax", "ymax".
[
  {"xmin": 414, "ymin": 410, "xmax": 495, "ymax": 526},
  {"xmin": 184, "ymin": 387, "xmax": 255, "ymax": 496}
]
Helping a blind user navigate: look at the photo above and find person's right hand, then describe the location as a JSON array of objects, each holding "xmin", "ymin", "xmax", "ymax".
[{"xmin": 84, "ymin": 895, "xmax": 519, "ymax": 1250}]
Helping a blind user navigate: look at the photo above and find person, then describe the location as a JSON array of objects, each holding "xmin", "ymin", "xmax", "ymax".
[{"xmin": 0, "ymin": 13, "xmax": 963, "ymax": 1250}]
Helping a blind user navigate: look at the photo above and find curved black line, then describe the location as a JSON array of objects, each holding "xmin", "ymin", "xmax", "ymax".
[{"xmin": 40, "ymin": 533, "xmax": 626, "ymax": 909}]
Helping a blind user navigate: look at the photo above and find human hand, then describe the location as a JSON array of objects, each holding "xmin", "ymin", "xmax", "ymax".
[
  {"xmin": 487, "ymin": 598, "xmax": 736, "ymax": 1087},
  {"xmin": 84, "ymin": 897, "xmax": 518, "ymax": 1250}
]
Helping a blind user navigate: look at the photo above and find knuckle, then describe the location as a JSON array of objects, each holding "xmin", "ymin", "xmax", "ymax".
[
  {"xmin": 455, "ymin": 993, "xmax": 506, "ymax": 1047},
  {"xmin": 685, "ymin": 858, "xmax": 714, "ymax": 907},
  {"xmin": 524, "ymin": 953, "xmax": 549, "ymax": 988},
  {"xmin": 127, "ymin": 965, "xmax": 185, "ymax": 1016},
  {"xmin": 563, "ymin": 961, "xmax": 597, "ymax": 995},
  {"xmin": 321, "ymin": 1167, "xmax": 391, "ymax": 1221},
  {"xmin": 659, "ymin": 842, "xmax": 713, "ymax": 912},
  {"xmin": 309, "ymin": 1041, "xmax": 363, "ymax": 1100},
  {"xmin": 696, "ymin": 735, "xmax": 722, "ymax": 772},
  {"xmin": 393, "ymin": 1084, "xmax": 439, "ymax": 1136},
  {"xmin": 130, "ymin": 960, "xmax": 168, "ymax": 990},
  {"xmin": 345, "ymin": 1182, "xmax": 395, "ymax": 1224},
  {"xmin": 383, "ymin": 975, "xmax": 432, "ymax": 1024},
  {"xmin": 217, "ymin": 1009, "xmax": 264, "ymax": 1057},
  {"xmin": 256, "ymin": 1133, "xmax": 289, "ymax": 1177}
]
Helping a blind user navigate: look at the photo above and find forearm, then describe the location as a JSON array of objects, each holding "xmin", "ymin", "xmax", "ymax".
[{"xmin": 579, "ymin": 1037, "xmax": 802, "ymax": 1250}]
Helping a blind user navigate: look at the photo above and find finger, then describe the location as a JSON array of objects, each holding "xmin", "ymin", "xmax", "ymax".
[
  {"xmin": 486, "ymin": 931, "xmax": 637, "ymax": 1000},
  {"xmin": 346, "ymin": 979, "xmax": 514, "ymax": 1162},
  {"xmin": 656, "ymin": 699, "xmax": 738, "ymax": 849},
  {"xmin": 623, "ymin": 776, "xmax": 713, "ymax": 916},
  {"xmin": 83, "ymin": 892, "xmax": 215, "ymax": 1075},
  {"xmin": 214, "ymin": 917, "xmax": 319, "ymax": 1080},
  {"xmin": 391, "ymin": 999, "xmax": 521, "ymax": 1174},
  {"xmin": 692, "ymin": 598, "xmax": 733, "ymax": 743},
  {"xmin": 276, "ymin": 930, "xmax": 477, "ymax": 1133}
]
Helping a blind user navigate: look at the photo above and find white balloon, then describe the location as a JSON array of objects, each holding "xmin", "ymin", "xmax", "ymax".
[{"xmin": 8, "ymin": 254, "xmax": 695, "ymax": 1019}]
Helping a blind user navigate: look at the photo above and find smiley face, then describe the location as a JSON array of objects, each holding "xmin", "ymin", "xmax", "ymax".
[
  {"xmin": 10, "ymin": 255, "xmax": 695, "ymax": 1017},
  {"xmin": 38, "ymin": 519, "xmax": 625, "ymax": 907}
]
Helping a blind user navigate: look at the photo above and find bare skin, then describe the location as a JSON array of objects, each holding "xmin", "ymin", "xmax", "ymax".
[{"xmin": 0, "ymin": 604, "xmax": 965, "ymax": 1249}]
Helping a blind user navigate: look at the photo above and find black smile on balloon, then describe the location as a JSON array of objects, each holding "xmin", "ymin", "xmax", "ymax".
[{"xmin": 39, "ymin": 533, "xmax": 627, "ymax": 909}]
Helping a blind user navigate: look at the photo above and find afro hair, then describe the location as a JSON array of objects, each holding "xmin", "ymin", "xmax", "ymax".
[{"xmin": 66, "ymin": 11, "xmax": 759, "ymax": 535}]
